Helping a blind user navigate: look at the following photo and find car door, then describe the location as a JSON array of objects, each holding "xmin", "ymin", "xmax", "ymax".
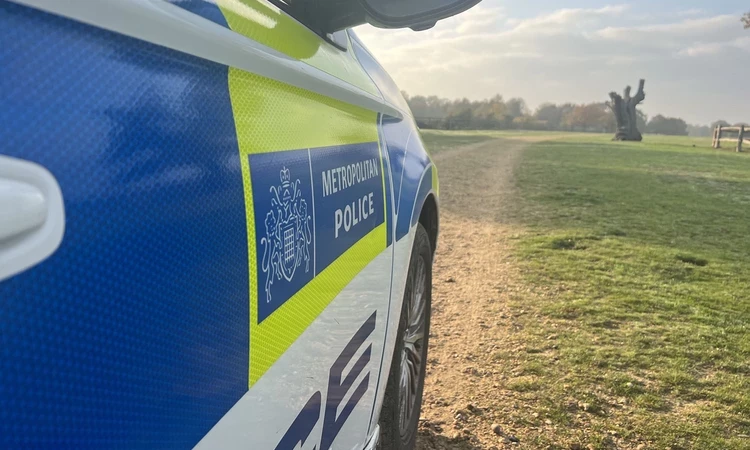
[{"xmin": 0, "ymin": 0, "xmax": 398, "ymax": 448}]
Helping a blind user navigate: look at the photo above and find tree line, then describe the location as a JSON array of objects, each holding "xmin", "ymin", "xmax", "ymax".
[{"xmin": 404, "ymin": 93, "xmax": 746, "ymax": 137}]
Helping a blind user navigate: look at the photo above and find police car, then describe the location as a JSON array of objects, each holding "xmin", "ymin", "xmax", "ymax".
[{"xmin": 0, "ymin": 0, "xmax": 479, "ymax": 448}]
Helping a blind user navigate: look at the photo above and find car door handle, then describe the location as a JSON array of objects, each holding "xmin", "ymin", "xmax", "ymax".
[
  {"xmin": 0, "ymin": 155, "xmax": 65, "ymax": 282},
  {"xmin": 0, "ymin": 179, "xmax": 47, "ymax": 241}
]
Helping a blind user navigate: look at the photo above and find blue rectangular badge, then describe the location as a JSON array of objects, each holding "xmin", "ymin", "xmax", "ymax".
[
  {"xmin": 249, "ymin": 150, "xmax": 315, "ymax": 323},
  {"xmin": 248, "ymin": 143, "xmax": 384, "ymax": 323}
]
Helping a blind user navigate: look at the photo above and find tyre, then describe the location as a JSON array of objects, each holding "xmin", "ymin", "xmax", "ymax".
[{"xmin": 379, "ymin": 224, "xmax": 432, "ymax": 450}]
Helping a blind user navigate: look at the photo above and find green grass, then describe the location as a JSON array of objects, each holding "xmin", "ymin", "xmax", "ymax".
[
  {"xmin": 510, "ymin": 134, "xmax": 750, "ymax": 448},
  {"xmin": 419, "ymin": 130, "xmax": 497, "ymax": 154},
  {"xmin": 419, "ymin": 129, "xmax": 584, "ymax": 155}
]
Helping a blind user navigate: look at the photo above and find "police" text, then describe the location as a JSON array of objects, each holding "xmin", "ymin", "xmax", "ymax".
[{"xmin": 334, "ymin": 193, "xmax": 375, "ymax": 238}]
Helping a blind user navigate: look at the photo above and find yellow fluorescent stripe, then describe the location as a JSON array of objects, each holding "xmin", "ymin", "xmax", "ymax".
[
  {"xmin": 216, "ymin": 0, "xmax": 379, "ymax": 96},
  {"xmin": 228, "ymin": 68, "xmax": 378, "ymax": 153},
  {"xmin": 227, "ymin": 67, "xmax": 382, "ymax": 385},
  {"xmin": 250, "ymin": 224, "xmax": 386, "ymax": 384}
]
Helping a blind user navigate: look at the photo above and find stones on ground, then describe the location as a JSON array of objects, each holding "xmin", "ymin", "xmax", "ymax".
[
  {"xmin": 419, "ymin": 418, "xmax": 443, "ymax": 433},
  {"xmin": 445, "ymin": 277, "xmax": 456, "ymax": 283},
  {"xmin": 466, "ymin": 403, "xmax": 480, "ymax": 414},
  {"xmin": 462, "ymin": 366, "xmax": 480, "ymax": 376},
  {"xmin": 504, "ymin": 434, "xmax": 520, "ymax": 443},
  {"xmin": 491, "ymin": 423, "xmax": 503, "ymax": 435}
]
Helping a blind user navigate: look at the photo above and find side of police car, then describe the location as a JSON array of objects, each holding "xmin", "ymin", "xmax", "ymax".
[{"xmin": 0, "ymin": 0, "xmax": 477, "ymax": 448}]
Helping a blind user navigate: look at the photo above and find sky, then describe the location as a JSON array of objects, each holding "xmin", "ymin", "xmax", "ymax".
[{"xmin": 354, "ymin": 1, "xmax": 750, "ymax": 125}]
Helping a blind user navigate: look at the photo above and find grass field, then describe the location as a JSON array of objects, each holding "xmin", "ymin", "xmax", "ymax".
[
  {"xmin": 512, "ymin": 135, "xmax": 750, "ymax": 449},
  {"xmin": 419, "ymin": 130, "xmax": 498, "ymax": 154},
  {"xmin": 425, "ymin": 130, "xmax": 750, "ymax": 449},
  {"xmin": 419, "ymin": 129, "xmax": 578, "ymax": 155}
]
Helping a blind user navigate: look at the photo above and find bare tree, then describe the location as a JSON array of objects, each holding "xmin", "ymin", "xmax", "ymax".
[
  {"xmin": 606, "ymin": 79, "xmax": 646, "ymax": 141},
  {"xmin": 743, "ymin": 12, "xmax": 750, "ymax": 29}
]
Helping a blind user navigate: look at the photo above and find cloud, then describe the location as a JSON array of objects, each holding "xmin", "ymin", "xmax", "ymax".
[
  {"xmin": 454, "ymin": 5, "xmax": 505, "ymax": 34},
  {"xmin": 354, "ymin": 5, "xmax": 750, "ymax": 124},
  {"xmin": 678, "ymin": 8, "xmax": 706, "ymax": 17},
  {"xmin": 510, "ymin": 4, "xmax": 630, "ymax": 33},
  {"xmin": 596, "ymin": 15, "xmax": 740, "ymax": 41},
  {"xmin": 678, "ymin": 36, "xmax": 750, "ymax": 57}
]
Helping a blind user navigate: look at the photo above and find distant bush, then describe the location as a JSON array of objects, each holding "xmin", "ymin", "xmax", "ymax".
[{"xmin": 646, "ymin": 115, "xmax": 688, "ymax": 136}]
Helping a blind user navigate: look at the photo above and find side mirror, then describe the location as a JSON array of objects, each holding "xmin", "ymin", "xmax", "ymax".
[
  {"xmin": 301, "ymin": 0, "xmax": 481, "ymax": 33},
  {"xmin": 361, "ymin": 0, "xmax": 482, "ymax": 30}
]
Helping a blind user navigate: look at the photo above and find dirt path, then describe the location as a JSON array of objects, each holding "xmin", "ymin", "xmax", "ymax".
[{"xmin": 418, "ymin": 138, "xmax": 535, "ymax": 450}]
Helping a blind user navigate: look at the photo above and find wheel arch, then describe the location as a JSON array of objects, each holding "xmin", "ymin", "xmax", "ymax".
[{"xmin": 417, "ymin": 192, "xmax": 439, "ymax": 258}]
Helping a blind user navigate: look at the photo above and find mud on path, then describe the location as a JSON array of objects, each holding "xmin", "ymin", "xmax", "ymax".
[{"xmin": 417, "ymin": 138, "xmax": 537, "ymax": 450}]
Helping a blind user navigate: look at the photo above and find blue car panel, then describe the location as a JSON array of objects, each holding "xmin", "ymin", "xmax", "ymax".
[{"xmin": 1, "ymin": 3, "xmax": 248, "ymax": 447}]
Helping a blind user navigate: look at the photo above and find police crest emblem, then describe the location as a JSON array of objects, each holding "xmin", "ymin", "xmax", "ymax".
[{"xmin": 260, "ymin": 167, "xmax": 313, "ymax": 304}]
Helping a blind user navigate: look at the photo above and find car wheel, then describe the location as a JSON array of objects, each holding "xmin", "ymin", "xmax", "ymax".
[{"xmin": 379, "ymin": 223, "xmax": 432, "ymax": 450}]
